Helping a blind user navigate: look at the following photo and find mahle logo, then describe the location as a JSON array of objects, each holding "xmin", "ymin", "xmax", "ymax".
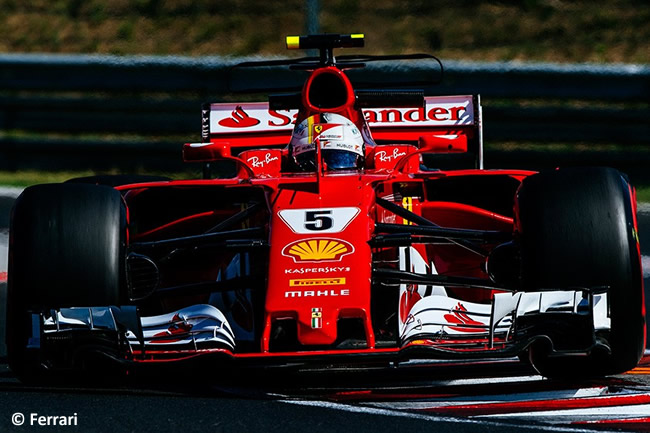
[{"xmin": 282, "ymin": 238, "xmax": 354, "ymax": 262}]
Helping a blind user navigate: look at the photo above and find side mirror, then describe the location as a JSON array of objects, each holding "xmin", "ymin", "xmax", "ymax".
[
  {"xmin": 183, "ymin": 141, "xmax": 255, "ymax": 179},
  {"xmin": 182, "ymin": 141, "xmax": 231, "ymax": 162},
  {"xmin": 418, "ymin": 135, "xmax": 468, "ymax": 153}
]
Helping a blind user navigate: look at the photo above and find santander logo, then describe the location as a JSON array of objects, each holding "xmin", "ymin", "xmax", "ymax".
[
  {"xmin": 209, "ymin": 96, "xmax": 474, "ymax": 134},
  {"xmin": 218, "ymin": 106, "xmax": 261, "ymax": 128}
]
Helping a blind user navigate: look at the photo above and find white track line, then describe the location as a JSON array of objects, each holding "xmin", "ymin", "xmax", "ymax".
[
  {"xmin": 0, "ymin": 231, "xmax": 7, "ymax": 273},
  {"xmin": 637, "ymin": 203, "xmax": 650, "ymax": 215},
  {"xmin": 0, "ymin": 186, "xmax": 24, "ymax": 198},
  {"xmin": 434, "ymin": 375, "xmax": 543, "ymax": 386},
  {"xmin": 365, "ymin": 386, "xmax": 610, "ymax": 410},
  {"xmin": 280, "ymin": 399, "xmax": 622, "ymax": 433}
]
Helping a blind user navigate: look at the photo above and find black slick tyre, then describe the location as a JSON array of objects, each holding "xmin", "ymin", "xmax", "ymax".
[
  {"xmin": 6, "ymin": 183, "xmax": 126, "ymax": 378},
  {"xmin": 516, "ymin": 167, "xmax": 645, "ymax": 378}
]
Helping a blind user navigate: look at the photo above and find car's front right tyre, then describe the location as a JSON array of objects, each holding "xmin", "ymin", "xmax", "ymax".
[{"xmin": 6, "ymin": 183, "xmax": 126, "ymax": 379}]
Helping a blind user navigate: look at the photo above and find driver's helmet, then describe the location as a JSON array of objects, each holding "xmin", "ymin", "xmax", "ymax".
[{"xmin": 290, "ymin": 113, "xmax": 365, "ymax": 171}]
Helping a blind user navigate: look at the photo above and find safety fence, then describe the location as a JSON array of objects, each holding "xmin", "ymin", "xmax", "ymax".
[{"xmin": 0, "ymin": 53, "xmax": 648, "ymax": 175}]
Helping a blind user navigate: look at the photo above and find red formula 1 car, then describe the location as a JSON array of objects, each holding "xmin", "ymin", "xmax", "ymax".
[{"xmin": 6, "ymin": 34, "xmax": 645, "ymax": 380}]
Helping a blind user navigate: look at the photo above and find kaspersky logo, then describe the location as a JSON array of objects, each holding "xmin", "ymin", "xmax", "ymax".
[
  {"xmin": 218, "ymin": 106, "xmax": 260, "ymax": 128},
  {"xmin": 282, "ymin": 238, "xmax": 354, "ymax": 263}
]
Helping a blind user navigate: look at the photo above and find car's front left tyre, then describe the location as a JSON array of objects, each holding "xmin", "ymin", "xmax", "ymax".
[{"xmin": 516, "ymin": 167, "xmax": 645, "ymax": 378}]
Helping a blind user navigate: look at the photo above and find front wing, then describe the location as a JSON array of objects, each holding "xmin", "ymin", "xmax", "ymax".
[{"xmin": 29, "ymin": 288, "xmax": 611, "ymax": 369}]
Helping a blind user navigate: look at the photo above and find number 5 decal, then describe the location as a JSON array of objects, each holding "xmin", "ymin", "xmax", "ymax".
[
  {"xmin": 304, "ymin": 210, "xmax": 333, "ymax": 231},
  {"xmin": 279, "ymin": 207, "xmax": 360, "ymax": 234}
]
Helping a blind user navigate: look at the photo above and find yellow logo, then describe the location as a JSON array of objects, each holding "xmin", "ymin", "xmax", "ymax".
[
  {"xmin": 402, "ymin": 196, "xmax": 413, "ymax": 225},
  {"xmin": 282, "ymin": 238, "xmax": 354, "ymax": 262},
  {"xmin": 314, "ymin": 124, "xmax": 323, "ymax": 134},
  {"xmin": 289, "ymin": 277, "xmax": 346, "ymax": 287}
]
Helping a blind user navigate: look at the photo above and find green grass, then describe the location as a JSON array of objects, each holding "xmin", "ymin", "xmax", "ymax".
[
  {"xmin": 0, "ymin": 0, "xmax": 646, "ymax": 63},
  {"xmin": 0, "ymin": 170, "xmax": 94, "ymax": 187},
  {"xmin": 636, "ymin": 186, "xmax": 650, "ymax": 204}
]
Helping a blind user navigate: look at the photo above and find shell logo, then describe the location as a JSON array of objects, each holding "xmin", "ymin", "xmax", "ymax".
[{"xmin": 282, "ymin": 238, "xmax": 354, "ymax": 262}]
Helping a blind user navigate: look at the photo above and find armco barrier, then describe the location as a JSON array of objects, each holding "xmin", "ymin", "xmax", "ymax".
[
  {"xmin": 0, "ymin": 54, "xmax": 648, "ymax": 100},
  {"xmin": 0, "ymin": 54, "xmax": 648, "ymax": 172}
]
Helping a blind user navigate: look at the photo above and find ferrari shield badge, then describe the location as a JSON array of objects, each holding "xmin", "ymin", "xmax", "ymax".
[{"xmin": 311, "ymin": 308, "xmax": 323, "ymax": 329}]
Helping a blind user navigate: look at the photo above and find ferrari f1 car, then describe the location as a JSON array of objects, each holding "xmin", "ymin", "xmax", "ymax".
[{"xmin": 6, "ymin": 34, "xmax": 645, "ymax": 380}]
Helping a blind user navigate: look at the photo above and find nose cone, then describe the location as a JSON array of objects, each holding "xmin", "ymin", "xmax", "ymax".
[{"xmin": 263, "ymin": 175, "xmax": 376, "ymax": 351}]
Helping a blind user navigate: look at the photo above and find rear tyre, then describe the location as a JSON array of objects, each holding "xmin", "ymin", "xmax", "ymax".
[
  {"xmin": 516, "ymin": 167, "xmax": 645, "ymax": 378},
  {"xmin": 6, "ymin": 183, "xmax": 126, "ymax": 378}
]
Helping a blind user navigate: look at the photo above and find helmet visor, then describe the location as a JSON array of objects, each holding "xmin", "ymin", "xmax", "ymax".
[{"xmin": 322, "ymin": 149, "xmax": 360, "ymax": 170}]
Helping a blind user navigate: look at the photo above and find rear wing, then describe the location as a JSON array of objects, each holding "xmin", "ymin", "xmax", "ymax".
[{"xmin": 196, "ymin": 94, "xmax": 483, "ymax": 169}]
